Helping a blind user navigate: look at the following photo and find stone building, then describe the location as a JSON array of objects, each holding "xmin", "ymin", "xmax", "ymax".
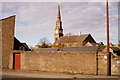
[
  {"xmin": 0, "ymin": 16, "xmax": 30, "ymax": 69},
  {"xmin": 54, "ymin": 34, "xmax": 98, "ymax": 47},
  {"xmin": 0, "ymin": 15, "xmax": 15, "ymax": 69}
]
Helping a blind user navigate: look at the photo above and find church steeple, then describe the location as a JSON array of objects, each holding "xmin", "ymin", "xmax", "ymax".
[
  {"xmin": 54, "ymin": 5, "xmax": 63, "ymax": 42},
  {"xmin": 57, "ymin": 5, "xmax": 61, "ymax": 20}
]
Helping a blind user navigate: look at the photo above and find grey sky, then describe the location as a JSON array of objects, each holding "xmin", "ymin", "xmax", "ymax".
[{"xmin": 1, "ymin": 2, "xmax": 119, "ymax": 47}]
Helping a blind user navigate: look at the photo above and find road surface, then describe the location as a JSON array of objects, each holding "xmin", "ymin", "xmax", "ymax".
[{"xmin": 1, "ymin": 69, "xmax": 120, "ymax": 80}]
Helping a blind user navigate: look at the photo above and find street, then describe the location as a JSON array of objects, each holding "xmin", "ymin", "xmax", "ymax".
[{"xmin": 1, "ymin": 69, "xmax": 120, "ymax": 80}]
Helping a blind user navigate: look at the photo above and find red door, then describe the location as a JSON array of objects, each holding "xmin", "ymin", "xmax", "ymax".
[{"xmin": 13, "ymin": 53, "xmax": 21, "ymax": 70}]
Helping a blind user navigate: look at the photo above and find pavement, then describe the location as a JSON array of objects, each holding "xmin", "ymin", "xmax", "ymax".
[{"xmin": 1, "ymin": 69, "xmax": 120, "ymax": 80}]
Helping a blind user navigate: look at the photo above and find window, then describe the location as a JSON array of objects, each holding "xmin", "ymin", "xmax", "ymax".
[{"xmin": 19, "ymin": 46, "xmax": 25, "ymax": 50}]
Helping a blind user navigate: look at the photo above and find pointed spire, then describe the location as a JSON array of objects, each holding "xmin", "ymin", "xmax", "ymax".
[{"xmin": 57, "ymin": 5, "xmax": 61, "ymax": 20}]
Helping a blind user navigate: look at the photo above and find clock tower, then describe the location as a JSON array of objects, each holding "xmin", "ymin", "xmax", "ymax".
[{"xmin": 54, "ymin": 5, "xmax": 63, "ymax": 42}]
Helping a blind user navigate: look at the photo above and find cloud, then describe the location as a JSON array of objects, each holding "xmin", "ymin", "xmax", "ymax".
[
  {"xmin": 61, "ymin": 2, "xmax": 118, "ymax": 44},
  {"xmin": 1, "ymin": 0, "xmax": 119, "ymax": 2},
  {"xmin": 1, "ymin": 2, "xmax": 118, "ymax": 46}
]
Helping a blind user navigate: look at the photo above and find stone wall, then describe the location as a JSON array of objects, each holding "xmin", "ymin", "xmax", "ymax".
[
  {"xmin": 118, "ymin": 56, "xmax": 120, "ymax": 74},
  {"xmin": 0, "ymin": 16, "xmax": 15, "ymax": 69},
  {"xmin": 97, "ymin": 52, "xmax": 119, "ymax": 75},
  {"xmin": 111, "ymin": 56, "xmax": 119, "ymax": 74},
  {"xmin": 9, "ymin": 50, "xmax": 119, "ymax": 75},
  {"xmin": 18, "ymin": 51, "xmax": 97, "ymax": 74},
  {"xmin": 97, "ymin": 53, "xmax": 107, "ymax": 75}
]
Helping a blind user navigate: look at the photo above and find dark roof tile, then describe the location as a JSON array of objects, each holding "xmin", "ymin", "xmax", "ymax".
[
  {"xmin": 110, "ymin": 47, "xmax": 120, "ymax": 51},
  {"xmin": 55, "ymin": 34, "xmax": 90, "ymax": 43},
  {"xmin": 62, "ymin": 46, "xmax": 99, "ymax": 52},
  {"xmin": 33, "ymin": 48, "xmax": 59, "ymax": 51}
]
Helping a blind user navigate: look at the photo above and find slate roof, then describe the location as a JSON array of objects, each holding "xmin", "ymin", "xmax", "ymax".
[
  {"xmin": 62, "ymin": 46, "xmax": 99, "ymax": 52},
  {"xmin": 33, "ymin": 48, "xmax": 59, "ymax": 51},
  {"xmin": 110, "ymin": 47, "xmax": 120, "ymax": 51},
  {"xmin": 22, "ymin": 43, "xmax": 30, "ymax": 50},
  {"xmin": 110, "ymin": 47, "xmax": 120, "ymax": 56},
  {"xmin": 14, "ymin": 37, "xmax": 30, "ymax": 51},
  {"xmin": 98, "ymin": 46, "xmax": 120, "ymax": 56},
  {"xmin": 55, "ymin": 34, "xmax": 96, "ymax": 44},
  {"xmin": 100, "ymin": 46, "xmax": 120, "ymax": 51}
]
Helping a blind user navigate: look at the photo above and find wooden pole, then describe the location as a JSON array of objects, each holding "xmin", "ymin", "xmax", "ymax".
[{"xmin": 106, "ymin": 0, "xmax": 111, "ymax": 76}]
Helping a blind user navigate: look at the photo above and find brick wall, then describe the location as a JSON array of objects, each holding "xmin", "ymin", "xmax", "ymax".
[{"xmin": 0, "ymin": 16, "xmax": 15, "ymax": 69}]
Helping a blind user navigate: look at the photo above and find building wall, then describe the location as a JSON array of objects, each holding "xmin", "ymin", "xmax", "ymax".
[
  {"xmin": 0, "ymin": 20, "xmax": 2, "ymax": 70},
  {"xmin": 84, "ymin": 42, "xmax": 93, "ymax": 46},
  {"xmin": 0, "ymin": 16, "xmax": 15, "ymax": 69}
]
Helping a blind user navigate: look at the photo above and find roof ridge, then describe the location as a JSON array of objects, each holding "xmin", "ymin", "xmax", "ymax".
[{"xmin": 64, "ymin": 34, "xmax": 89, "ymax": 37}]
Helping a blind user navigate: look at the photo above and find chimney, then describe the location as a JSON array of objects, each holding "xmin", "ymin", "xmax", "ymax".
[{"xmin": 79, "ymin": 32, "xmax": 81, "ymax": 36}]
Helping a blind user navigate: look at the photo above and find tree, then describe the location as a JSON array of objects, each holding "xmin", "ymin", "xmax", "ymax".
[
  {"xmin": 37, "ymin": 37, "xmax": 51, "ymax": 48},
  {"xmin": 58, "ymin": 43, "xmax": 65, "ymax": 50}
]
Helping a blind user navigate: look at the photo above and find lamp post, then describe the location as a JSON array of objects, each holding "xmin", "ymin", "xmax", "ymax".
[{"xmin": 106, "ymin": 0, "xmax": 111, "ymax": 76}]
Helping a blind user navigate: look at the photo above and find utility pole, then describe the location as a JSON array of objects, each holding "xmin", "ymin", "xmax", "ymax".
[{"xmin": 106, "ymin": 0, "xmax": 111, "ymax": 76}]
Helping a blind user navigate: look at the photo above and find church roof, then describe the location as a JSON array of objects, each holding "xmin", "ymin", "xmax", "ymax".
[{"xmin": 55, "ymin": 34, "xmax": 95, "ymax": 43}]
